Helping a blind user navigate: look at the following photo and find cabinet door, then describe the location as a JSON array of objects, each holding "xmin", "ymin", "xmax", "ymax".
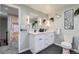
[
  {"xmin": 20, "ymin": 31, "xmax": 28, "ymax": 50},
  {"xmin": 48, "ymin": 33, "xmax": 54, "ymax": 45},
  {"xmin": 44, "ymin": 36, "xmax": 49, "ymax": 48},
  {"xmin": 35, "ymin": 35, "xmax": 45, "ymax": 53}
]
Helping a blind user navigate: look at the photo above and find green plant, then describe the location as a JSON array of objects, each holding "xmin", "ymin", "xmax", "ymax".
[
  {"xmin": 32, "ymin": 21, "xmax": 38, "ymax": 28},
  {"xmin": 74, "ymin": 8, "xmax": 79, "ymax": 16}
]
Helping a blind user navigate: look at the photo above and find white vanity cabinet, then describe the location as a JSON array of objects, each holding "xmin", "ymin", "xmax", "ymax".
[{"xmin": 29, "ymin": 32, "xmax": 54, "ymax": 54}]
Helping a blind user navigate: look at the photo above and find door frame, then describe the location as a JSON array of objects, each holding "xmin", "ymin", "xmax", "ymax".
[{"xmin": 5, "ymin": 4, "xmax": 20, "ymax": 53}]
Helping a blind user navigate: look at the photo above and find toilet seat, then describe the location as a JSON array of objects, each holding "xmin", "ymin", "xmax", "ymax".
[{"xmin": 61, "ymin": 42, "xmax": 72, "ymax": 49}]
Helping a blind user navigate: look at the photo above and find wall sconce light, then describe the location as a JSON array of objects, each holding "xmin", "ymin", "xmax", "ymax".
[
  {"xmin": 57, "ymin": 15, "xmax": 60, "ymax": 18},
  {"xmin": 56, "ymin": 15, "xmax": 61, "ymax": 18},
  {"xmin": 27, "ymin": 16, "xmax": 30, "ymax": 24},
  {"xmin": 39, "ymin": 18, "xmax": 41, "ymax": 25}
]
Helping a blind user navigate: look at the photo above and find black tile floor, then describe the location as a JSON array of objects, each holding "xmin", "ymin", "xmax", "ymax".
[{"xmin": 20, "ymin": 44, "xmax": 77, "ymax": 54}]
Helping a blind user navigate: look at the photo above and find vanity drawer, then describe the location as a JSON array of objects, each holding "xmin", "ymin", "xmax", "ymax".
[{"xmin": 34, "ymin": 34, "xmax": 45, "ymax": 40}]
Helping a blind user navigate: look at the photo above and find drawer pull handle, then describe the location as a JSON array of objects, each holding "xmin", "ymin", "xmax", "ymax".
[
  {"xmin": 39, "ymin": 38, "xmax": 42, "ymax": 40},
  {"xmin": 51, "ymin": 35, "xmax": 53, "ymax": 37}
]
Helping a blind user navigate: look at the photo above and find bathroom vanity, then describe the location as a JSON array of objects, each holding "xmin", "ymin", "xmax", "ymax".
[{"xmin": 29, "ymin": 32, "xmax": 54, "ymax": 53}]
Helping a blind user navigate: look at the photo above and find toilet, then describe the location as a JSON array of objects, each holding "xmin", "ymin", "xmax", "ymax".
[
  {"xmin": 61, "ymin": 35, "xmax": 73, "ymax": 54},
  {"xmin": 61, "ymin": 42, "xmax": 72, "ymax": 54}
]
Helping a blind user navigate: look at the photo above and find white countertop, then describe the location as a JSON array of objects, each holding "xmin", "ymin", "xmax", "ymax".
[{"xmin": 29, "ymin": 30, "xmax": 54, "ymax": 35}]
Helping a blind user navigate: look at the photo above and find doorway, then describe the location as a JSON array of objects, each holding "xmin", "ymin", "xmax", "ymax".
[
  {"xmin": 0, "ymin": 15, "xmax": 8, "ymax": 46},
  {"xmin": 0, "ymin": 4, "xmax": 19, "ymax": 54}
]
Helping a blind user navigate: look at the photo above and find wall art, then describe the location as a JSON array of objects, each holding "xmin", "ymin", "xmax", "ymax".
[{"xmin": 64, "ymin": 9, "xmax": 74, "ymax": 30}]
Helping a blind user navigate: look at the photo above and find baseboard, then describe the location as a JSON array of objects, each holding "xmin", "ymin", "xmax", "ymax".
[
  {"xmin": 54, "ymin": 43, "xmax": 61, "ymax": 47},
  {"xmin": 71, "ymin": 48, "xmax": 79, "ymax": 53},
  {"xmin": 19, "ymin": 48, "xmax": 30, "ymax": 53},
  {"xmin": 54, "ymin": 43, "xmax": 79, "ymax": 53}
]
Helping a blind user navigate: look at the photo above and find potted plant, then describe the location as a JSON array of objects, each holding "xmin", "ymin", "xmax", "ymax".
[
  {"xmin": 74, "ymin": 8, "xmax": 79, "ymax": 16},
  {"xmin": 32, "ymin": 21, "xmax": 38, "ymax": 32}
]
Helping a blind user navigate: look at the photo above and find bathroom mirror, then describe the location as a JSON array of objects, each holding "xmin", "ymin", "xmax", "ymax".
[
  {"xmin": 28, "ymin": 13, "xmax": 48, "ymax": 32},
  {"xmin": 30, "ymin": 18, "xmax": 38, "ymax": 28},
  {"xmin": 29, "ymin": 17, "xmax": 39, "ymax": 32}
]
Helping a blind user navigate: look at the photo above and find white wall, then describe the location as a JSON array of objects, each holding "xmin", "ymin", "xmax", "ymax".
[
  {"xmin": 7, "ymin": 16, "xmax": 12, "ymax": 44},
  {"xmin": 52, "ymin": 5, "xmax": 79, "ymax": 43}
]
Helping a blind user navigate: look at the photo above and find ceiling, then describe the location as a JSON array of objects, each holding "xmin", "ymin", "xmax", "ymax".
[
  {"xmin": 0, "ymin": 4, "xmax": 18, "ymax": 16},
  {"xmin": 27, "ymin": 4, "xmax": 78, "ymax": 16},
  {"xmin": 0, "ymin": 4, "xmax": 78, "ymax": 17}
]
